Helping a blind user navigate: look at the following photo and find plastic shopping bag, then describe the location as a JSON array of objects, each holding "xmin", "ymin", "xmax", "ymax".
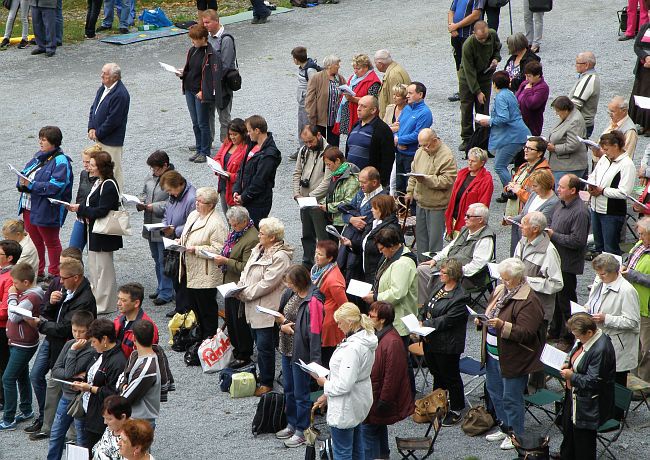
[{"xmin": 198, "ymin": 329, "xmax": 233, "ymax": 374}]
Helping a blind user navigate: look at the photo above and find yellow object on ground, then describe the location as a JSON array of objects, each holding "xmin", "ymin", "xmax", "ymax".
[{"xmin": 9, "ymin": 34, "xmax": 34, "ymax": 44}]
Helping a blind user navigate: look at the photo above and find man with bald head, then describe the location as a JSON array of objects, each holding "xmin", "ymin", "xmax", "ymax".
[
  {"xmin": 373, "ymin": 49, "xmax": 411, "ymax": 119},
  {"xmin": 569, "ymin": 51, "xmax": 600, "ymax": 138},
  {"xmin": 405, "ymin": 129, "xmax": 457, "ymax": 261},
  {"xmin": 345, "ymin": 95, "xmax": 394, "ymax": 186}
]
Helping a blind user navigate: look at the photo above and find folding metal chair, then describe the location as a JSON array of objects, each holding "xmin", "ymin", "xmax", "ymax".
[
  {"xmin": 459, "ymin": 356, "xmax": 485, "ymax": 407},
  {"xmin": 596, "ymin": 384, "xmax": 633, "ymax": 460},
  {"xmin": 396, "ymin": 412, "xmax": 442, "ymax": 460},
  {"xmin": 627, "ymin": 374, "xmax": 650, "ymax": 411},
  {"xmin": 524, "ymin": 365, "xmax": 565, "ymax": 426},
  {"xmin": 408, "ymin": 342, "xmax": 430, "ymax": 394}
]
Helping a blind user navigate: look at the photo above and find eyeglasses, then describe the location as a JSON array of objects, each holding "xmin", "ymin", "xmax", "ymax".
[
  {"xmin": 465, "ymin": 214, "xmax": 478, "ymax": 219},
  {"xmin": 523, "ymin": 146, "xmax": 540, "ymax": 152},
  {"xmin": 575, "ymin": 61, "xmax": 587, "ymax": 65},
  {"xmin": 60, "ymin": 274, "xmax": 76, "ymax": 281},
  {"xmin": 195, "ymin": 200, "xmax": 209, "ymax": 204}
]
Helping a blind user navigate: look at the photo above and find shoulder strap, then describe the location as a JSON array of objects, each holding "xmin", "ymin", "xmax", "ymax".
[{"xmin": 221, "ymin": 33, "xmax": 238, "ymax": 69}]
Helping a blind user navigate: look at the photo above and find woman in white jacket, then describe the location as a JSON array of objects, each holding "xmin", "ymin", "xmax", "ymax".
[{"xmin": 314, "ymin": 302, "xmax": 378, "ymax": 460}]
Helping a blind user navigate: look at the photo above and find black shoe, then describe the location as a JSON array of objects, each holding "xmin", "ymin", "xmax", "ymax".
[
  {"xmin": 188, "ymin": 153, "xmax": 200, "ymax": 162},
  {"xmin": 251, "ymin": 16, "xmax": 268, "ymax": 24},
  {"xmin": 45, "ymin": 51, "xmax": 55, "ymax": 57},
  {"xmin": 24, "ymin": 420, "xmax": 43, "ymax": 433},
  {"xmin": 165, "ymin": 309, "xmax": 177, "ymax": 318},
  {"xmin": 231, "ymin": 358, "xmax": 252, "ymax": 369},
  {"xmin": 442, "ymin": 410, "xmax": 462, "ymax": 427},
  {"xmin": 495, "ymin": 193, "xmax": 509, "ymax": 203},
  {"xmin": 28, "ymin": 38, "xmax": 36, "ymax": 45},
  {"xmin": 193, "ymin": 155, "xmax": 207, "ymax": 163},
  {"xmin": 31, "ymin": 48, "xmax": 46, "ymax": 55},
  {"xmin": 618, "ymin": 35, "xmax": 634, "ymax": 41},
  {"xmin": 188, "ymin": 145, "xmax": 197, "ymax": 151},
  {"xmin": 0, "ymin": 38, "xmax": 9, "ymax": 49},
  {"xmin": 153, "ymin": 297, "xmax": 170, "ymax": 306},
  {"xmin": 96, "ymin": 25, "xmax": 111, "ymax": 32},
  {"xmin": 29, "ymin": 431, "xmax": 49, "ymax": 441},
  {"xmin": 148, "ymin": 293, "xmax": 159, "ymax": 299},
  {"xmin": 447, "ymin": 92, "xmax": 460, "ymax": 102},
  {"xmin": 119, "ymin": 28, "xmax": 129, "ymax": 34},
  {"xmin": 17, "ymin": 39, "xmax": 28, "ymax": 49}
]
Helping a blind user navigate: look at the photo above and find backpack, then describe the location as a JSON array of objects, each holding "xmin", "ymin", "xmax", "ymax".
[
  {"xmin": 219, "ymin": 363, "xmax": 257, "ymax": 392},
  {"xmin": 220, "ymin": 33, "xmax": 242, "ymax": 92},
  {"xmin": 251, "ymin": 391, "xmax": 287, "ymax": 436}
]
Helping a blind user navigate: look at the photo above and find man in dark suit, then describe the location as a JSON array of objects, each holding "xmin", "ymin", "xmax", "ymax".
[{"xmin": 88, "ymin": 62, "xmax": 130, "ymax": 190}]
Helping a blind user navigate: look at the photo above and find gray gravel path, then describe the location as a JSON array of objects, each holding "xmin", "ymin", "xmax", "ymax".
[{"xmin": 1, "ymin": 0, "xmax": 649, "ymax": 458}]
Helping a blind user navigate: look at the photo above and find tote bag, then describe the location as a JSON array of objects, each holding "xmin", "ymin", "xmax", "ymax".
[{"xmin": 92, "ymin": 179, "xmax": 132, "ymax": 236}]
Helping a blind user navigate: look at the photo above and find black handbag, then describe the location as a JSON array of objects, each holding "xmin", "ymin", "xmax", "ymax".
[
  {"xmin": 529, "ymin": 0, "xmax": 553, "ymax": 12},
  {"xmin": 163, "ymin": 249, "xmax": 180, "ymax": 278},
  {"xmin": 221, "ymin": 33, "xmax": 242, "ymax": 92}
]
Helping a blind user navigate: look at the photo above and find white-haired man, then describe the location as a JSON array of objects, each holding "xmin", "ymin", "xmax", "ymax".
[
  {"xmin": 417, "ymin": 202, "xmax": 495, "ymax": 303},
  {"xmin": 591, "ymin": 96, "xmax": 639, "ymax": 165},
  {"xmin": 373, "ymin": 49, "xmax": 411, "ymax": 119},
  {"xmin": 569, "ymin": 51, "xmax": 600, "ymax": 138}
]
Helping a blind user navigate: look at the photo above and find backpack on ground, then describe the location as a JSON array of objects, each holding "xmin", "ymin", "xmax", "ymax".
[
  {"xmin": 219, "ymin": 363, "xmax": 257, "ymax": 392},
  {"xmin": 251, "ymin": 391, "xmax": 287, "ymax": 436}
]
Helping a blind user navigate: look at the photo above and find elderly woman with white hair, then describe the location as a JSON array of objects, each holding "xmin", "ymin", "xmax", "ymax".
[
  {"xmin": 477, "ymin": 257, "xmax": 544, "ymax": 450},
  {"xmin": 305, "ymin": 55, "xmax": 346, "ymax": 147},
  {"xmin": 373, "ymin": 49, "xmax": 411, "ymax": 119},
  {"xmin": 587, "ymin": 253, "xmax": 640, "ymax": 401},
  {"xmin": 622, "ymin": 217, "xmax": 650, "ymax": 382},
  {"xmin": 237, "ymin": 217, "xmax": 293, "ymax": 396},
  {"xmin": 179, "ymin": 186, "xmax": 228, "ymax": 340}
]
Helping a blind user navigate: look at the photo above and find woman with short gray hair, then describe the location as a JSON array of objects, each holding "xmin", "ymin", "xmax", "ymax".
[
  {"xmin": 503, "ymin": 32, "xmax": 540, "ymax": 92},
  {"xmin": 305, "ymin": 55, "xmax": 346, "ymax": 147},
  {"xmin": 588, "ymin": 253, "xmax": 640, "ymax": 394},
  {"xmin": 476, "ymin": 257, "xmax": 544, "ymax": 450}
]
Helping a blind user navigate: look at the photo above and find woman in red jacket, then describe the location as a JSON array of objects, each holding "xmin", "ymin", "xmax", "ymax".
[
  {"xmin": 213, "ymin": 118, "xmax": 249, "ymax": 213},
  {"xmin": 362, "ymin": 301, "xmax": 414, "ymax": 460},
  {"xmin": 311, "ymin": 240, "xmax": 347, "ymax": 369},
  {"xmin": 445, "ymin": 148, "xmax": 494, "ymax": 239}
]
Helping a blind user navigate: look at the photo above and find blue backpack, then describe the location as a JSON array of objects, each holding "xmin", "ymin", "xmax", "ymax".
[{"xmin": 138, "ymin": 7, "xmax": 172, "ymax": 27}]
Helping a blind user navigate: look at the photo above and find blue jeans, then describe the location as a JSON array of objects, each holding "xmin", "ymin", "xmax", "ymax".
[
  {"xmin": 116, "ymin": 0, "xmax": 135, "ymax": 25},
  {"xmin": 68, "ymin": 220, "xmax": 87, "ymax": 251},
  {"xmin": 47, "ymin": 396, "xmax": 86, "ymax": 460},
  {"xmin": 394, "ymin": 151, "xmax": 413, "ymax": 193},
  {"xmin": 360, "ymin": 423, "xmax": 390, "ymax": 460},
  {"xmin": 552, "ymin": 169, "xmax": 587, "ymax": 190},
  {"xmin": 102, "ymin": 0, "xmax": 131, "ymax": 29},
  {"xmin": 2, "ymin": 346, "xmax": 37, "ymax": 423},
  {"xmin": 281, "ymin": 355, "xmax": 312, "ymax": 432},
  {"xmin": 493, "ymin": 142, "xmax": 525, "ymax": 186},
  {"xmin": 56, "ymin": 0, "xmax": 63, "ymax": 44},
  {"xmin": 250, "ymin": 0, "xmax": 271, "ymax": 19},
  {"xmin": 330, "ymin": 425, "xmax": 364, "ymax": 460},
  {"xmin": 252, "ymin": 327, "xmax": 275, "ymax": 387},
  {"xmin": 591, "ymin": 211, "xmax": 625, "ymax": 255},
  {"xmin": 29, "ymin": 340, "xmax": 50, "ymax": 422},
  {"xmin": 32, "ymin": 6, "xmax": 57, "ymax": 53},
  {"xmin": 485, "ymin": 354, "xmax": 527, "ymax": 436},
  {"xmin": 149, "ymin": 241, "xmax": 174, "ymax": 302},
  {"xmin": 185, "ymin": 92, "xmax": 213, "ymax": 157}
]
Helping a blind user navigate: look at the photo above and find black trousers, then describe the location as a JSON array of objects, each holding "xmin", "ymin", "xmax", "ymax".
[
  {"xmin": 484, "ymin": 4, "xmax": 501, "ymax": 31},
  {"xmin": 84, "ymin": 0, "xmax": 103, "ymax": 36},
  {"xmin": 550, "ymin": 272, "xmax": 578, "ymax": 340},
  {"xmin": 529, "ymin": 320, "xmax": 549, "ymax": 390},
  {"xmin": 224, "ymin": 297, "xmax": 254, "ymax": 360},
  {"xmin": 174, "ymin": 273, "xmax": 191, "ymax": 314},
  {"xmin": 560, "ymin": 395, "xmax": 597, "ymax": 460},
  {"xmin": 424, "ymin": 350, "xmax": 465, "ymax": 411},
  {"xmin": 615, "ymin": 371, "xmax": 628, "ymax": 419},
  {"xmin": 459, "ymin": 81, "xmax": 491, "ymax": 142},
  {"xmin": 401, "ymin": 335, "xmax": 416, "ymax": 398},
  {"xmin": 450, "ymin": 35, "xmax": 469, "ymax": 71},
  {"xmin": 188, "ymin": 287, "xmax": 220, "ymax": 340},
  {"xmin": 300, "ymin": 207, "xmax": 329, "ymax": 266},
  {"xmin": 0, "ymin": 329, "xmax": 8, "ymax": 404},
  {"xmin": 316, "ymin": 125, "xmax": 340, "ymax": 148},
  {"xmin": 247, "ymin": 205, "xmax": 272, "ymax": 229}
]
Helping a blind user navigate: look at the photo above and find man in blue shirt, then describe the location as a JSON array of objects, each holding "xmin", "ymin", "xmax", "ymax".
[
  {"xmin": 448, "ymin": 0, "xmax": 486, "ymax": 101},
  {"xmin": 394, "ymin": 82, "xmax": 433, "ymax": 193}
]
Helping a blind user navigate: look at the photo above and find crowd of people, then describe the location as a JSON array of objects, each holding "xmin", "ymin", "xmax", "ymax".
[{"xmin": 2, "ymin": 1, "xmax": 650, "ymax": 460}]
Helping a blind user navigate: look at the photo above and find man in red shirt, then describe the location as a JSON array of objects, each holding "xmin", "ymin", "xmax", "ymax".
[{"xmin": 114, "ymin": 283, "xmax": 159, "ymax": 358}]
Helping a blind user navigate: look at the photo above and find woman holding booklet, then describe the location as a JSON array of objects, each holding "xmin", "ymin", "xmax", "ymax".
[
  {"xmin": 177, "ymin": 186, "xmax": 227, "ymax": 340},
  {"xmin": 419, "ymin": 258, "xmax": 469, "ymax": 427},
  {"xmin": 274, "ymin": 265, "xmax": 325, "ymax": 449},
  {"xmin": 213, "ymin": 118, "xmax": 249, "ymax": 213}
]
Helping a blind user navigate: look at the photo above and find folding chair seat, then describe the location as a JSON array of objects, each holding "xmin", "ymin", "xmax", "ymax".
[
  {"xmin": 524, "ymin": 365, "xmax": 565, "ymax": 426},
  {"xmin": 396, "ymin": 412, "xmax": 442, "ymax": 460},
  {"xmin": 408, "ymin": 342, "xmax": 430, "ymax": 394},
  {"xmin": 459, "ymin": 356, "xmax": 485, "ymax": 407},
  {"xmin": 626, "ymin": 374, "xmax": 650, "ymax": 411},
  {"xmin": 596, "ymin": 383, "xmax": 633, "ymax": 460}
]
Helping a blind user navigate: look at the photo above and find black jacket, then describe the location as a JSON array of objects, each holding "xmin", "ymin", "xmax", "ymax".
[
  {"xmin": 567, "ymin": 332, "xmax": 616, "ymax": 430},
  {"xmin": 279, "ymin": 286, "xmax": 325, "ymax": 365},
  {"xmin": 505, "ymin": 49, "xmax": 541, "ymax": 92},
  {"xmin": 351, "ymin": 214, "xmax": 403, "ymax": 284},
  {"xmin": 77, "ymin": 178, "xmax": 123, "ymax": 252},
  {"xmin": 38, "ymin": 277, "xmax": 97, "ymax": 369},
  {"xmin": 85, "ymin": 345, "xmax": 127, "ymax": 434},
  {"xmin": 233, "ymin": 134, "xmax": 281, "ymax": 209},
  {"xmin": 420, "ymin": 282, "xmax": 470, "ymax": 355},
  {"xmin": 74, "ymin": 170, "xmax": 99, "ymax": 205},
  {"xmin": 181, "ymin": 43, "xmax": 226, "ymax": 108},
  {"xmin": 346, "ymin": 117, "xmax": 395, "ymax": 186}
]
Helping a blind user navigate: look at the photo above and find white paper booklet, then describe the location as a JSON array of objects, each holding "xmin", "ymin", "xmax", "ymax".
[
  {"xmin": 570, "ymin": 301, "xmax": 588, "ymax": 315},
  {"xmin": 162, "ymin": 237, "xmax": 186, "ymax": 252},
  {"xmin": 466, "ymin": 305, "xmax": 489, "ymax": 321},
  {"xmin": 625, "ymin": 193, "xmax": 647, "ymax": 209},
  {"xmin": 206, "ymin": 156, "xmax": 230, "ymax": 177},
  {"xmin": 159, "ymin": 62, "xmax": 180, "ymax": 74},
  {"xmin": 540, "ymin": 344, "xmax": 568, "ymax": 371},
  {"xmin": 52, "ymin": 378, "xmax": 76, "ymax": 386},
  {"xmin": 47, "ymin": 198, "xmax": 71, "ymax": 206},
  {"xmin": 256, "ymin": 305, "xmax": 281, "ymax": 317},
  {"xmin": 297, "ymin": 359, "xmax": 330, "ymax": 378},
  {"xmin": 121, "ymin": 193, "xmax": 143, "ymax": 205},
  {"xmin": 144, "ymin": 223, "xmax": 169, "ymax": 231},
  {"xmin": 66, "ymin": 444, "xmax": 89, "ymax": 460},
  {"xmin": 338, "ymin": 84, "xmax": 356, "ymax": 97},
  {"xmin": 577, "ymin": 136, "xmax": 601, "ymax": 149},
  {"xmin": 504, "ymin": 216, "xmax": 521, "ymax": 227},
  {"xmin": 8, "ymin": 305, "xmax": 33, "ymax": 317},
  {"xmin": 475, "ymin": 113, "xmax": 490, "ymax": 122},
  {"xmin": 401, "ymin": 313, "xmax": 435, "ymax": 336},
  {"xmin": 346, "ymin": 279, "xmax": 373, "ymax": 297},
  {"xmin": 217, "ymin": 282, "xmax": 247, "ymax": 298},
  {"xmin": 578, "ymin": 177, "xmax": 598, "ymax": 188},
  {"xmin": 200, "ymin": 249, "xmax": 218, "ymax": 259},
  {"xmin": 297, "ymin": 197, "xmax": 319, "ymax": 208},
  {"xmin": 634, "ymin": 95, "xmax": 650, "ymax": 110},
  {"xmin": 325, "ymin": 225, "xmax": 342, "ymax": 239},
  {"xmin": 398, "ymin": 172, "xmax": 427, "ymax": 177},
  {"xmin": 8, "ymin": 164, "xmax": 32, "ymax": 182}
]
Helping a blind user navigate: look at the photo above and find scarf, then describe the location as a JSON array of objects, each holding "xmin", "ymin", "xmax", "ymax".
[
  {"xmin": 487, "ymin": 280, "xmax": 525, "ymax": 322},
  {"xmin": 221, "ymin": 219, "xmax": 254, "ymax": 272},
  {"xmin": 335, "ymin": 69, "xmax": 373, "ymax": 127},
  {"xmin": 331, "ymin": 161, "xmax": 350, "ymax": 180},
  {"xmin": 311, "ymin": 262, "xmax": 335, "ymax": 287}
]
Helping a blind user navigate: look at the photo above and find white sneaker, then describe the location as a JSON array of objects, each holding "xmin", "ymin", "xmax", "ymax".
[
  {"xmin": 500, "ymin": 436, "xmax": 515, "ymax": 450},
  {"xmin": 485, "ymin": 430, "xmax": 507, "ymax": 442},
  {"xmin": 275, "ymin": 427, "xmax": 294, "ymax": 439},
  {"xmin": 284, "ymin": 434, "xmax": 306, "ymax": 448}
]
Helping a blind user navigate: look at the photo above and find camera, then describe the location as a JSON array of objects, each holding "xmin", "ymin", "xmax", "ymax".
[{"xmin": 300, "ymin": 179, "xmax": 310, "ymax": 188}]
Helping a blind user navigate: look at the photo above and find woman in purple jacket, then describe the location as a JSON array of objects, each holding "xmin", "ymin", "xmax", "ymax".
[{"xmin": 515, "ymin": 61, "xmax": 550, "ymax": 136}]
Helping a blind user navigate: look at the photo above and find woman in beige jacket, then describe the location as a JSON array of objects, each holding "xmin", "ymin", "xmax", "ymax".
[
  {"xmin": 179, "ymin": 187, "xmax": 228, "ymax": 339},
  {"xmin": 237, "ymin": 217, "xmax": 293, "ymax": 396}
]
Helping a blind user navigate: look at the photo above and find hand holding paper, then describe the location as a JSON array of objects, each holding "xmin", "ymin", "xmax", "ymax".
[
  {"xmin": 540, "ymin": 344, "xmax": 568, "ymax": 371},
  {"xmin": 297, "ymin": 197, "xmax": 319, "ymax": 208},
  {"xmin": 346, "ymin": 279, "xmax": 373, "ymax": 297},
  {"xmin": 401, "ymin": 314, "xmax": 435, "ymax": 336}
]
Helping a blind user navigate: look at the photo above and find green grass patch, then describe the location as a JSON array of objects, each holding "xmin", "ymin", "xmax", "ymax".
[{"xmin": 0, "ymin": 0, "xmax": 290, "ymax": 45}]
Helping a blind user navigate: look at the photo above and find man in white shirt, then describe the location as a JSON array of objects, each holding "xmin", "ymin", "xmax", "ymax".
[
  {"xmin": 416, "ymin": 202, "xmax": 494, "ymax": 303},
  {"xmin": 590, "ymin": 96, "xmax": 639, "ymax": 165}
]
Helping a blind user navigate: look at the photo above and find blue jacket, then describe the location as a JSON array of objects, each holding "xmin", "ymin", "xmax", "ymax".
[
  {"xmin": 88, "ymin": 80, "xmax": 130, "ymax": 147},
  {"xmin": 18, "ymin": 149, "xmax": 74, "ymax": 228},
  {"xmin": 396, "ymin": 100, "xmax": 433, "ymax": 156},
  {"xmin": 488, "ymin": 89, "xmax": 530, "ymax": 150}
]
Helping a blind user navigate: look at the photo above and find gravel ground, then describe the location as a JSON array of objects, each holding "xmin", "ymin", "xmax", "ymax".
[{"xmin": 1, "ymin": 0, "xmax": 650, "ymax": 458}]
